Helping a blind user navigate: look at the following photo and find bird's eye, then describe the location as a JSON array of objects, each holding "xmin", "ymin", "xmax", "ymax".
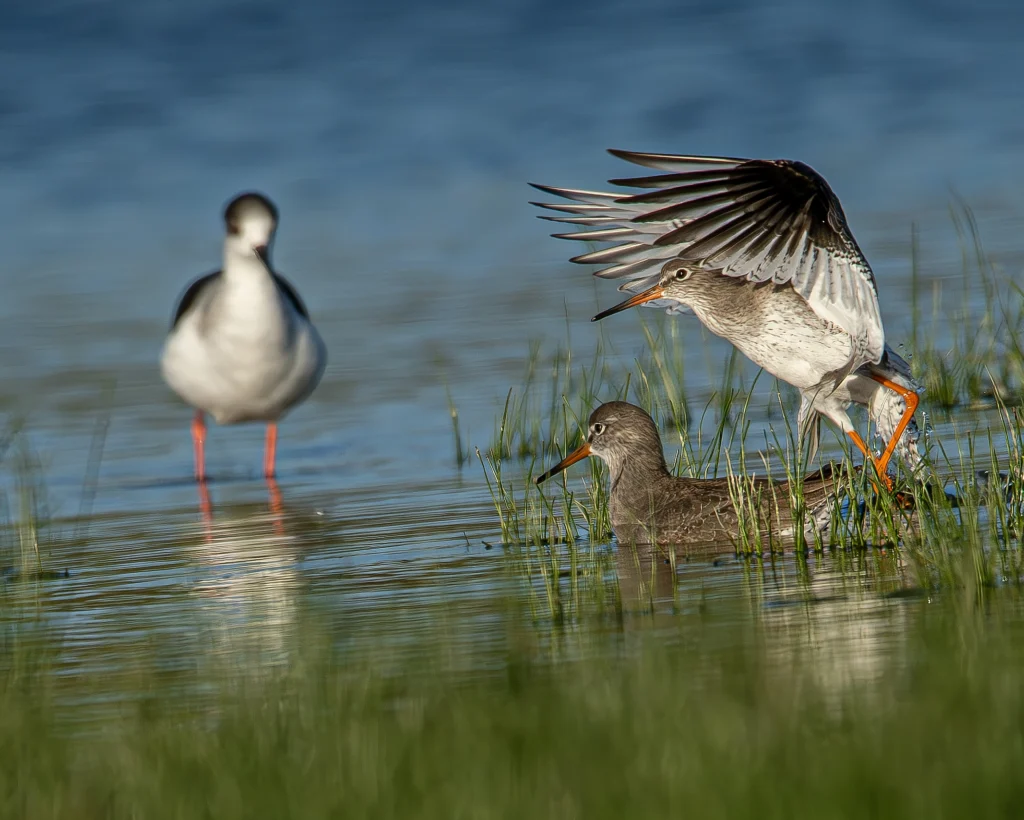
[
  {"xmin": 674, "ymin": 267, "xmax": 689, "ymax": 280},
  {"xmin": 592, "ymin": 423, "xmax": 606, "ymax": 436}
]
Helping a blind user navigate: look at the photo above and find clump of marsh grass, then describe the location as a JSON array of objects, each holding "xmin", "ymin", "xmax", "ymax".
[
  {"xmin": 482, "ymin": 195, "xmax": 1024, "ymax": 610},
  {"xmin": 483, "ymin": 337, "xmax": 1024, "ymax": 616},
  {"xmin": 477, "ymin": 393, "xmax": 618, "ymax": 622},
  {"xmin": 484, "ymin": 334, "xmax": 625, "ymax": 464},
  {"xmin": 0, "ymin": 415, "xmax": 106, "ymax": 588},
  {"xmin": 725, "ymin": 417, "xmax": 815, "ymax": 557},
  {"xmin": 878, "ymin": 397, "xmax": 1024, "ymax": 595},
  {"xmin": 444, "ymin": 385, "xmax": 468, "ymax": 468},
  {"xmin": 910, "ymin": 200, "xmax": 1024, "ymax": 411},
  {"xmin": 477, "ymin": 447, "xmax": 619, "ymax": 623},
  {"xmin": 482, "ymin": 325, "xmax": 923, "ymax": 560},
  {"xmin": 3, "ymin": 434, "xmax": 55, "ymax": 584}
]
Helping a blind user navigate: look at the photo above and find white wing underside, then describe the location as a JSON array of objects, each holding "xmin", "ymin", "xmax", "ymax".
[{"xmin": 532, "ymin": 152, "xmax": 886, "ymax": 373}]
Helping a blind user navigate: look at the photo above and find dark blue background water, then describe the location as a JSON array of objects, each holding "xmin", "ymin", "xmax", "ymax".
[{"xmin": 1, "ymin": 0, "xmax": 1023, "ymax": 514}]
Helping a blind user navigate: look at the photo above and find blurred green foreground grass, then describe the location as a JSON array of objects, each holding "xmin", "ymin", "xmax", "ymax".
[{"xmin": 2, "ymin": 591, "xmax": 1023, "ymax": 820}]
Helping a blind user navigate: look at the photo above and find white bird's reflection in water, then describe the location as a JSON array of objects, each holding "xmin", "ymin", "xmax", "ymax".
[
  {"xmin": 187, "ymin": 479, "xmax": 311, "ymax": 679},
  {"xmin": 613, "ymin": 540, "xmax": 915, "ymax": 699},
  {"xmin": 756, "ymin": 550, "xmax": 913, "ymax": 700}
]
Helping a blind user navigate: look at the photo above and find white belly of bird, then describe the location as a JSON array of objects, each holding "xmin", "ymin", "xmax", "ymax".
[
  {"xmin": 693, "ymin": 298, "xmax": 853, "ymax": 392},
  {"xmin": 161, "ymin": 301, "xmax": 324, "ymax": 425}
]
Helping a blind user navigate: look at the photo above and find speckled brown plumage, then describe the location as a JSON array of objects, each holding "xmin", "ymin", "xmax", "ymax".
[{"xmin": 536, "ymin": 401, "xmax": 848, "ymax": 548}]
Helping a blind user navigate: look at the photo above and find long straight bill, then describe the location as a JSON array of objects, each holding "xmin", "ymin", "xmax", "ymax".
[
  {"xmin": 591, "ymin": 284, "xmax": 665, "ymax": 322},
  {"xmin": 534, "ymin": 442, "xmax": 592, "ymax": 485}
]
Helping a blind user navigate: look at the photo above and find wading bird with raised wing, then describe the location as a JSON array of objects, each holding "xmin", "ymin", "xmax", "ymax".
[{"xmin": 532, "ymin": 151, "xmax": 923, "ymax": 485}]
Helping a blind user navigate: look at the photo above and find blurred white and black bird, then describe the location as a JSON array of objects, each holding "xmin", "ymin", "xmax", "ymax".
[{"xmin": 161, "ymin": 192, "xmax": 327, "ymax": 481}]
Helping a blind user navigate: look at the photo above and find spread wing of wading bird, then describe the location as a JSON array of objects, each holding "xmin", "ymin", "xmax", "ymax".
[
  {"xmin": 161, "ymin": 193, "xmax": 328, "ymax": 482},
  {"xmin": 531, "ymin": 151, "xmax": 924, "ymax": 489},
  {"xmin": 534, "ymin": 401, "xmax": 847, "ymax": 547}
]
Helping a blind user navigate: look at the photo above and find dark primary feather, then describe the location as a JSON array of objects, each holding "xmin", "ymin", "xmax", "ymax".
[
  {"xmin": 169, "ymin": 270, "xmax": 310, "ymax": 329},
  {"xmin": 529, "ymin": 153, "xmax": 873, "ymax": 292},
  {"xmin": 619, "ymin": 159, "xmax": 858, "ymax": 266},
  {"xmin": 530, "ymin": 151, "xmax": 885, "ymax": 367},
  {"xmin": 606, "ymin": 149, "xmax": 746, "ymax": 169}
]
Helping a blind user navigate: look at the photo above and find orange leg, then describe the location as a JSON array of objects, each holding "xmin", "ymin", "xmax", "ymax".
[
  {"xmin": 868, "ymin": 375, "xmax": 920, "ymax": 478},
  {"xmin": 197, "ymin": 478, "xmax": 213, "ymax": 538},
  {"xmin": 191, "ymin": 411, "xmax": 207, "ymax": 482},
  {"xmin": 267, "ymin": 476, "xmax": 285, "ymax": 536},
  {"xmin": 264, "ymin": 423, "xmax": 278, "ymax": 479},
  {"xmin": 845, "ymin": 376, "xmax": 920, "ymax": 493},
  {"xmin": 846, "ymin": 430, "xmax": 893, "ymax": 491}
]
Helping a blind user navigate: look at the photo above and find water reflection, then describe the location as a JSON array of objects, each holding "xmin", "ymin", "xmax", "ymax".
[
  {"xmin": 614, "ymin": 540, "xmax": 735, "ymax": 616},
  {"xmin": 195, "ymin": 477, "xmax": 285, "ymax": 538},
  {"xmin": 756, "ymin": 551, "xmax": 914, "ymax": 697},
  {"xmin": 613, "ymin": 541, "xmax": 916, "ymax": 696},
  {"xmin": 187, "ymin": 481, "xmax": 307, "ymax": 678}
]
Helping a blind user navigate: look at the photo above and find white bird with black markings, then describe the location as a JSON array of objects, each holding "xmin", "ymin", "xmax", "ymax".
[
  {"xmin": 532, "ymin": 151, "xmax": 923, "ymax": 486},
  {"xmin": 161, "ymin": 192, "xmax": 327, "ymax": 482}
]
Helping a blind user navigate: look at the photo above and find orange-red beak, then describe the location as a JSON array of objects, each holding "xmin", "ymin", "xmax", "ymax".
[
  {"xmin": 592, "ymin": 284, "xmax": 665, "ymax": 322},
  {"xmin": 534, "ymin": 442, "xmax": 592, "ymax": 485}
]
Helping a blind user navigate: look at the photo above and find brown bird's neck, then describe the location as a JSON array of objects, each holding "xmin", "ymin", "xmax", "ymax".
[{"xmin": 608, "ymin": 448, "xmax": 672, "ymax": 496}]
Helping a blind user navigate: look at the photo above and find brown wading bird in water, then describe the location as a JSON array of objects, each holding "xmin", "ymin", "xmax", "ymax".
[
  {"xmin": 532, "ymin": 151, "xmax": 925, "ymax": 490},
  {"xmin": 535, "ymin": 402, "xmax": 848, "ymax": 548}
]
